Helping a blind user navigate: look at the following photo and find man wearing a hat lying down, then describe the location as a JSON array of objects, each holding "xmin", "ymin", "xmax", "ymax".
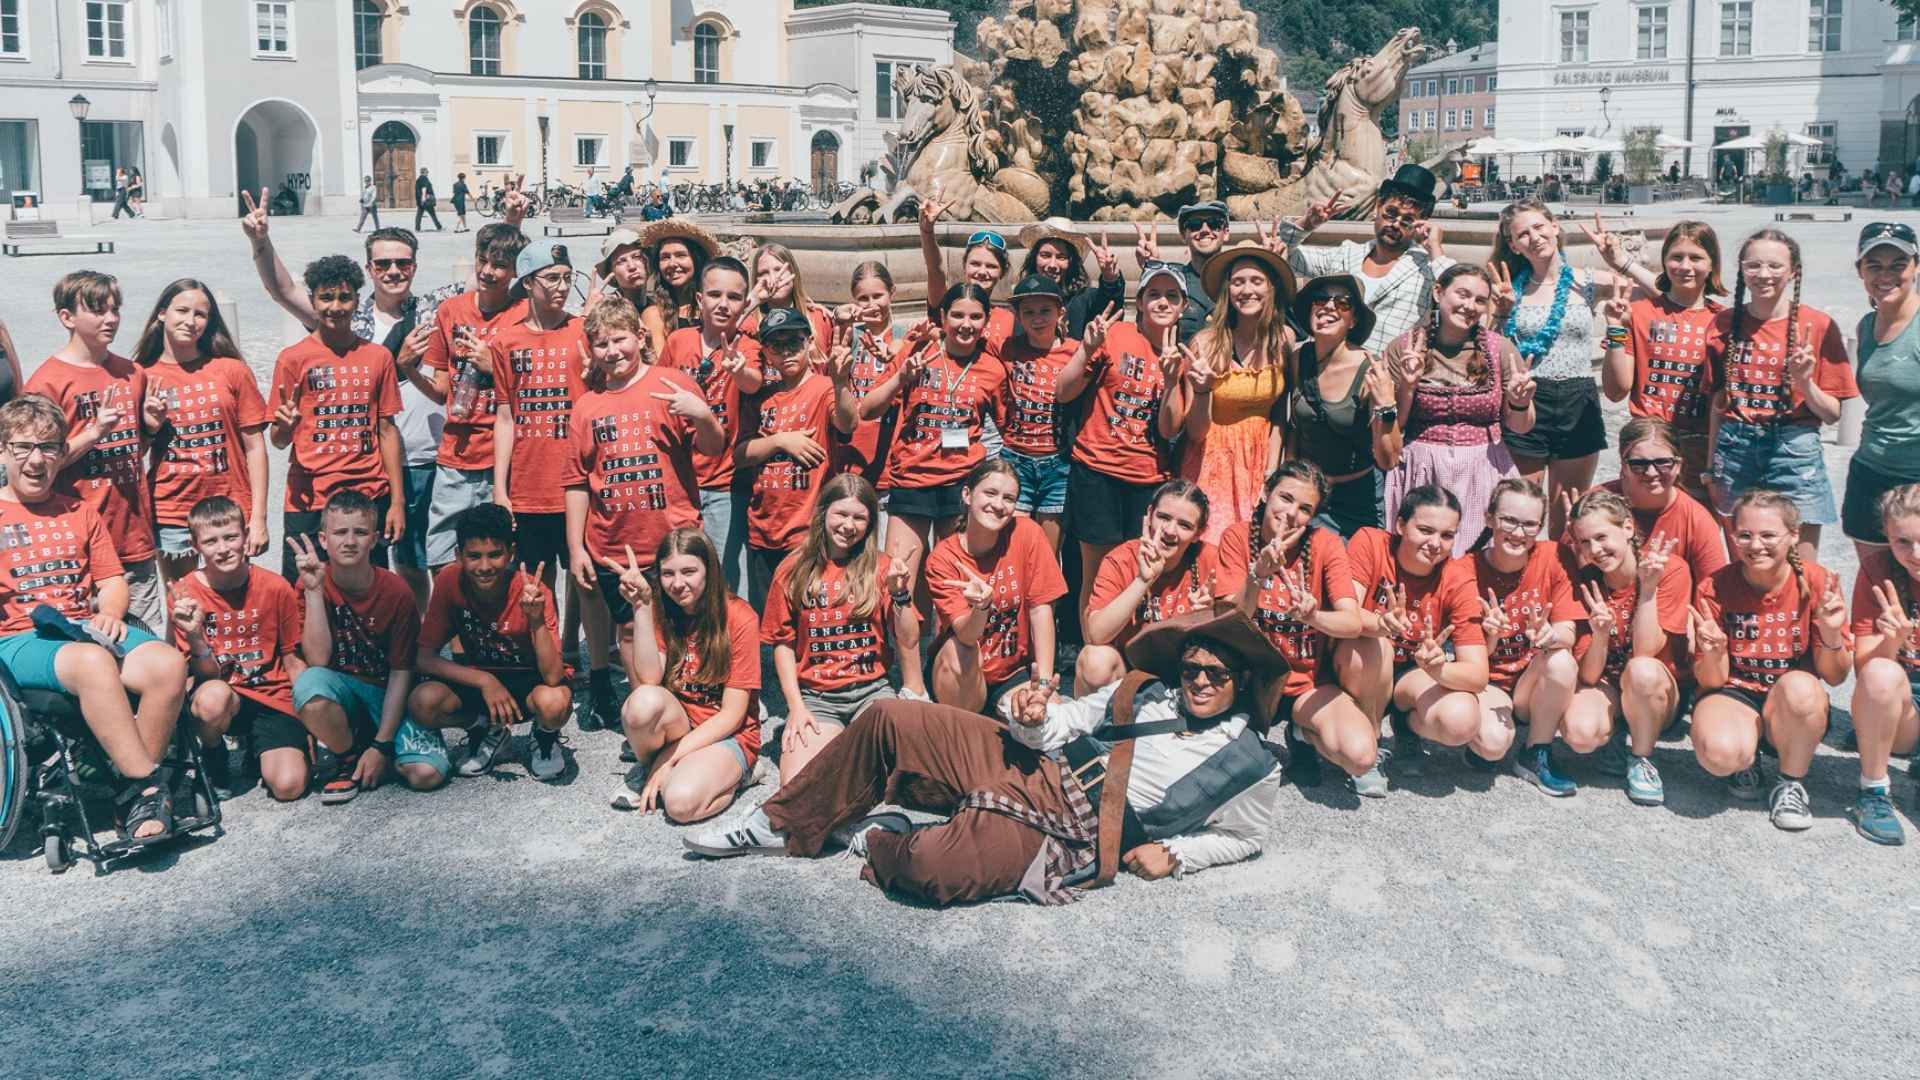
[
  {"xmin": 1273, "ymin": 164, "xmax": 1454, "ymax": 352},
  {"xmin": 684, "ymin": 606, "xmax": 1285, "ymax": 906}
]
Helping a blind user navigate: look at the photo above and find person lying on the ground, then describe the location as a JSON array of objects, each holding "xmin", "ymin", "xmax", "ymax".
[{"xmin": 683, "ymin": 605, "xmax": 1286, "ymax": 907}]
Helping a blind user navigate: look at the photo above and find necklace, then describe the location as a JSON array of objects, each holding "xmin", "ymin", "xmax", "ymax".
[{"xmin": 1503, "ymin": 263, "xmax": 1574, "ymax": 362}]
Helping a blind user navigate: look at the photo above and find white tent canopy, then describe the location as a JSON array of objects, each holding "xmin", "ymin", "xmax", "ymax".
[{"xmin": 1713, "ymin": 129, "xmax": 1823, "ymax": 151}]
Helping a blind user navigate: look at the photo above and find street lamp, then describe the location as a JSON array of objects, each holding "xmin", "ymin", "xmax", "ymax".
[
  {"xmin": 632, "ymin": 79, "xmax": 660, "ymax": 172},
  {"xmin": 68, "ymin": 94, "xmax": 91, "ymax": 197},
  {"xmin": 1598, "ymin": 85, "xmax": 1613, "ymax": 135}
]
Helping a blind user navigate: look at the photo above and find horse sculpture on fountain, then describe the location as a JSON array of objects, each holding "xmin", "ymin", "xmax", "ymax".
[{"xmin": 831, "ymin": 19, "xmax": 1427, "ymax": 225}]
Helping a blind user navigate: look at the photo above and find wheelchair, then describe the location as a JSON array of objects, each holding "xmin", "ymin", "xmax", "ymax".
[{"xmin": 0, "ymin": 664, "xmax": 222, "ymax": 874}]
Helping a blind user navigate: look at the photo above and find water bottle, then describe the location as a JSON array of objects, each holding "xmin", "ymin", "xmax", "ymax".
[{"xmin": 450, "ymin": 362, "xmax": 483, "ymax": 422}]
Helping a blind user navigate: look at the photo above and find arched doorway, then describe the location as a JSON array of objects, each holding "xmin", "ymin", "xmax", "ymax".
[
  {"xmin": 811, "ymin": 130, "xmax": 839, "ymax": 194},
  {"xmin": 1906, "ymin": 96, "xmax": 1920, "ymax": 174},
  {"xmin": 371, "ymin": 121, "xmax": 417, "ymax": 209},
  {"xmin": 234, "ymin": 100, "xmax": 318, "ymax": 216}
]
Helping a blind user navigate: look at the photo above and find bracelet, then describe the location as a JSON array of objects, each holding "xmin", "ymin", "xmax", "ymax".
[
  {"xmin": 1605, "ymin": 326, "xmax": 1630, "ymax": 346},
  {"xmin": 370, "ymin": 739, "xmax": 397, "ymax": 757},
  {"xmin": 889, "ymin": 590, "xmax": 912, "ymax": 606}
]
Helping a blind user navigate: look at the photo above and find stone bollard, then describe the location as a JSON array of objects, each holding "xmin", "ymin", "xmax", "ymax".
[{"xmin": 1837, "ymin": 334, "xmax": 1864, "ymax": 448}]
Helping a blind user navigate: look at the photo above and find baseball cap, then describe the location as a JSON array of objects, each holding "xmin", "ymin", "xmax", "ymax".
[
  {"xmin": 755, "ymin": 307, "xmax": 814, "ymax": 342},
  {"xmin": 1009, "ymin": 273, "xmax": 1066, "ymax": 302},
  {"xmin": 515, "ymin": 242, "xmax": 572, "ymax": 285},
  {"xmin": 1137, "ymin": 260, "xmax": 1189, "ymax": 295},
  {"xmin": 1176, "ymin": 201, "xmax": 1230, "ymax": 228},
  {"xmin": 1859, "ymin": 221, "xmax": 1918, "ymax": 259}
]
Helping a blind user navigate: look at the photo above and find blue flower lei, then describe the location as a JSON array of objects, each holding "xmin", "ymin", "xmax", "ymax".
[{"xmin": 1502, "ymin": 262, "xmax": 1574, "ymax": 362}]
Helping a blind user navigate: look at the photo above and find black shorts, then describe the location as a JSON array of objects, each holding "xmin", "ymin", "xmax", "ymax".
[
  {"xmin": 593, "ymin": 565, "xmax": 638, "ymax": 625},
  {"xmin": 1502, "ymin": 377, "xmax": 1607, "ymax": 464},
  {"xmin": 237, "ymin": 699, "xmax": 315, "ymax": 757},
  {"xmin": 514, "ymin": 512, "xmax": 570, "ymax": 570},
  {"xmin": 1066, "ymin": 462, "xmax": 1162, "ymax": 546},
  {"xmin": 747, "ymin": 546, "xmax": 792, "ymax": 610},
  {"xmin": 283, "ymin": 494, "xmax": 394, "ymax": 583},
  {"xmin": 1696, "ymin": 685, "xmax": 1768, "ymax": 715},
  {"xmin": 1841, "ymin": 455, "xmax": 1916, "ymax": 544},
  {"xmin": 885, "ymin": 481, "xmax": 966, "ymax": 521},
  {"xmin": 433, "ymin": 670, "xmax": 556, "ymax": 718}
]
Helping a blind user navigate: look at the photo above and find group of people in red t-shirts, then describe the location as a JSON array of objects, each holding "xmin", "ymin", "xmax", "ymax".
[{"xmin": 8, "ymin": 199, "xmax": 1920, "ymax": 867}]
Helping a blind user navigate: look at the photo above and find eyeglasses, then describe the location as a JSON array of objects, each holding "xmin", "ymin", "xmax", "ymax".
[
  {"xmin": 370, "ymin": 258, "xmax": 416, "ymax": 272},
  {"xmin": 1377, "ymin": 209, "xmax": 1424, "ymax": 226},
  {"xmin": 1733, "ymin": 530, "xmax": 1789, "ymax": 545},
  {"xmin": 1624, "ymin": 456, "xmax": 1679, "ymax": 474},
  {"xmin": 1179, "ymin": 661, "xmax": 1236, "ymax": 687},
  {"xmin": 1307, "ymin": 294, "xmax": 1354, "ymax": 312},
  {"xmin": 967, "ymin": 231, "xmax": 1007, "ymax": 251},
  {"xmin": 1493, "ymin": 513, "xmax": 1543, "ymax": 534},
  {"xmin": 530, "ymin": 271, "xmax": 574, "ymax": 289},
  {"xmin": 5, "ymin": 441, "xmax": 62, "ymax": 460},
  {"xmin": 1181, "ymin": 216, "xmax": 1227, "ymax": 233}
]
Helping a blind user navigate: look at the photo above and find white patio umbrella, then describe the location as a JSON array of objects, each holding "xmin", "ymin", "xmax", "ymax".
[{"xmin": 1655, "ymin": 134, "xmax": 1699, "ymax": 150}]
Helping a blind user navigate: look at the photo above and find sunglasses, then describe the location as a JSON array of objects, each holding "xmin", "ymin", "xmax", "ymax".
[
  {"xmin": 1862, "ymin": 222, "xmax": 1917, "ymax": 243},
  {"xmin": 1624, "ymin": 456, "xmax": 1679, "ymax": 474},
  {"xmin": 370, "ymin": 258, "xmax": 416, "ymax": 271},
  {"xmin": 1181, "ymin": 216, "xmax": 1227, "ymax": 232},
  {"xmin": 762, "ymin": 334, "xmax": 810, "ymax": 355},
  {"xmin": 967, "ymin": 230, "xmax": 1007, "ymax": 251},
  {"xmin": 1179, "ymin": 661, "xmax": 1236, "ymax": 687},
  {"xmin": 1307, "ymin": 294, "xmax": 1355, "ymax": 312}
]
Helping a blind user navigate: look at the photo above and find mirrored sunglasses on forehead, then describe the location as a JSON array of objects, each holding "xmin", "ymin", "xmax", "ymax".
[
  {"xmin": 1862, "ymin": 222, "xmax": 1917, "ymax": 243},
  {"xmin": 967, "ymin": 230, "xmax": 1007, "ymax": 251}
]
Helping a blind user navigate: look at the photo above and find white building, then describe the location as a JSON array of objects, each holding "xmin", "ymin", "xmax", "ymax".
[
  {"xmin": 1497, "ymin": 0, "xmax": 1920, "ymax": 178},
  {"xmin": 0, "ymin": 0, "xmax": 952, "ymax": 221}
]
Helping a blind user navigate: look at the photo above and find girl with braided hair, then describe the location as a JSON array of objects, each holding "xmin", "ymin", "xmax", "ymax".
[
  {"xmin": 1561, "ymin": 489, "xmax": 1694, "ymax": 806},
  {"xmin": 1215, "ymin": 462, "xmax": 1369, "ymax": 789},
  {"xmin": 1464, "ymin": 479, "xmax": 1585, "ymax": 792},
  {"xmin": 1705, "ymin": 230, "xmax": 1856, "ymax": 561},
  {"xmin": 1691, "ymin": 490, "xmax": 1851, "ymax": 833},
  {"xmin": 1377, "ymin": 265, "xmax": 1536, "ymax": 554},
  {"xmin": 1844, "ymin": 482, "xmax": 1920, "ymax": 845}
]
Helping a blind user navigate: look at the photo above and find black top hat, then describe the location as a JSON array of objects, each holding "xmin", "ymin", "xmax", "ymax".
[{"xmin": 1377, "ymin": 164, "xmax": 1439, "ymax": 208}]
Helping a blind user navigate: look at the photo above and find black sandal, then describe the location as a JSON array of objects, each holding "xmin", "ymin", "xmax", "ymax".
[{"xmin": 118, "ymin": 773, "xmax": 175, "ymax": 847}]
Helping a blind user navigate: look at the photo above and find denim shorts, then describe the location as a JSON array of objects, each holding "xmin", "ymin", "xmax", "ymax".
[
  {"xmin": 157, "ymin": 525, "xmax": 195, "ymax": 555},
  {"xmin": 0, "ymin": 625, "xmax": 163, "ymax": 694},
  {"xmin": 1709, "ymin": 418, "xmax": 1836, "ymax": 525},
  {"xmin": 292, "ymin": 665, "xmax": 447, "ymax": 777},
  {"xmin": 427, "ymin": 465, "xmax": 493, "ymax": 567},
  {"xmin": 1000, "ymin": 448, "xmax": 1070, "ymax": 515},
  {"xmin": 798, "ymin": 678, "xmax": 896, "ymax": 728},
  {"xmin": 699, "ymin": 486, "xmax": 748, "ymax": 593},
  {"xmin": 395, "ymin": 463, "xmax": 436, "ymax": 569}
]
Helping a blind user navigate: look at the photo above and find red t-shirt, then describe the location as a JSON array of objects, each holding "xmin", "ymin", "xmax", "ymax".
[
  {"xmin": 1853, "ymin": 550, "xmax": 1920, "ymax": 676},
  {"xmin": 761, "ymin": 553, "xmax": 896, "ymax": 693},
  {"xmin": 1469, "ymin": 542, "xmax": 1585, "ymax": 692},
  {"xmin": 171, "ymin": 567, "xmax": 302, "ymax": 715},
  {"xmin": 654, "ymin": 594, "xmax": 762, "ymax": 762},
  {"xmin": 1088, "ymin": 538, "xmax": 1222, "ymax": 647},
  {"xmin": 925, "ymin": 517, "xmax": 1068, "ymax": 686},
  {"xmin": 493, "ymin": 317, "xmax": 589, "ymax": 515},
  {"xmin": 320, "ymin": 567, "xmax": 420, "ymax": 682},
  {"xmin": 1560, "ymin": 481, "xmax": 1728, "ymax": 586},
  {"xmin": 744, "ymin": 374, "xmax": 837, "ymax": 550},
  {"xmin": 426, "ymin": 292, "xmax": 527, "ymax": 471},
  {"xmin": 1696, "ymin": 562, "xmax": 1840, "ymax": 694},
  {"xmin": 1215, "ymin": 522, "xmax": 1352, "ymax": 697},
  {"xmin": 1572, "ymin": 560, "xmax": 1693, "ymax": 684},
  {"xmin": 25, "ymin": 353, "xmax": 156, "ymax": 562},
  {"xmin": 879, "ymin": 344, "xmax": 1008, "ymax": 491},
  {"xmin": 997, "ymin": 335, "xmax": 1080, "ymax": 457},
  {"xmin": 267, "ymin": 335, "xmax": 402, "ymax": 510},
  {"xmin": 0, "ymin": 494, "xmax": 122, "ymax": 635},
  {"xmin": 1627, "ymin": 295, "xmax": 1724, "ymax": 426},
  {"xmin": 419, "ymin": 563, "xmax": 559, "ymax": 673},
  {"xmin": 659, "ymin": 327, "xmax": 763, "ymax": 490},
  {"xmin": 836, "ymin": 325, "xmax": 898, "ymax": 484},
  {"xmin": 984, "ymin": 307, "xmax": 1016, "ymax": 354},
  {"xmin": 561, "ymin": 367, "xmax": 704, "ymax": 569},
  {"xmin": 1346, "ymin": 527, "xmax": 1485, "ymax": 667},
  {"xmin": 1072, "ymin": 322, "xmax": 1174, "ymax": 483},
  {"xmin": 1711, "ymin": 305, "xmax": 1857, "ymax": 426},
  {"xmin": 142, "ymin": 356, "xmax": 270, "ymax": 526}
]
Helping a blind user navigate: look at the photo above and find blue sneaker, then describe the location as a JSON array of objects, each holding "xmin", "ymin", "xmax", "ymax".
[
  {"xmin": 1850, "ymin": 787, "xmax": 1905, "ymax": 846},
  {"xmin": 1625, "ymin": 756, "xmax": 1665, "ymax": 806},
  {"xmin": 1514, "ymin": 745, "xmax": 1577, "ymax": 797}
]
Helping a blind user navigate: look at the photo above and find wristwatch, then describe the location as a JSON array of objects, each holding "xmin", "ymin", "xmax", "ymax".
[
  {"xmin": 1373, "ymin": 405, "xmax": 1399, "ymax": 425},
  {"xmin": 370, "ymin": 739, "xmax": 397, "ymax": 757}
]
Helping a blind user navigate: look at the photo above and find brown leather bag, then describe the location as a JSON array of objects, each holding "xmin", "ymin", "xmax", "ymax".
[{"xmin": 1093, "ymin": 670, "xmax": 1156, "ymax": 888}]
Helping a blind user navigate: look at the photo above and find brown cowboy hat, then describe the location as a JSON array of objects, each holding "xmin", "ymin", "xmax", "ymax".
[
  {"xmin": 1124, "ymin": 602, "xmax": 1287, "ymax": 704},
  {"xmin": 1016, "ymin": 217, "xmax": 1091, "ymax": 260},
  {"xmin": 638, "ymin": 218, "xmax": 720, "ymax": 261},
  {"xmin": 1200, "ymin": 241, "xmax": 1299, "ymax": 307}
]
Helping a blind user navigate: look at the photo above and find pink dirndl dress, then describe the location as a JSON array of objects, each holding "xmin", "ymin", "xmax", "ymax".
[{"xmin": 1382, "ymin": 330, "xmax": 1519, "ymax": 555}]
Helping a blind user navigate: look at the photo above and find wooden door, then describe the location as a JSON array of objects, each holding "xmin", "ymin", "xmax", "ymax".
[
  {"xmin": 372, "ymin": 122, "xmax": 417, "ymax": 208},
  {"xmin": 811, "ymin": 133, "xmax": 838, "ymax": 193}
]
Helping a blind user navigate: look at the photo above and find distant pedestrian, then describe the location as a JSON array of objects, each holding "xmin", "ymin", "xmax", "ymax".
[
  {"xmin": 452, "ymin": 172, "xmax": 470, "ymax": 232},
  {"xmin": 356, "ymin": 175, "xmax": 381, "ymax": 233},
  {"xmin": 414, "ymin": 168, "xmax": 442, "ymax": 231},
  {"xmin": 111, "ymin": 167, "xmax": 134, "ymax": 219},
  {"xmin": 128, "ymin": 167, "xmax": 144, "ymax": 216}
]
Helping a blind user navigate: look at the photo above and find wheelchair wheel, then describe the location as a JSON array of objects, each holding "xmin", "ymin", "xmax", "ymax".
[{"xmin": 44, "ymin": 833, "xmax": 71, "ymax": 873}]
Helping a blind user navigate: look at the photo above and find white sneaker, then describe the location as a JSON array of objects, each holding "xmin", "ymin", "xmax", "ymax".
[
  {"xmin": 1769, "ymin": 779, "xmax": 1814, "ymax": 832},
  {"xmin": 830, "ymin": 811, "xmax": 912, "ymax": 858},
  {"xmin": 610, "ymin": 762, "xmax": 649, "ymax": 810},
  {"xmin": 746, "ymin": 755, "xmax": 775, "ymax": 790},
  {"xmin": 457, "ymin": 724, "xmax": 511, "ymax": 778},
  {"xmin": 527, "ymin": 729, "xmax": 566, "ymax": 781},
  {"xmin": 684, "ymin": 807, "xmax": 788, "ymax": 858}
]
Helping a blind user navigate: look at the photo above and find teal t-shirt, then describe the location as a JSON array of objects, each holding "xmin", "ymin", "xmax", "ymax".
[{"xmin": 1855, "ymin": 309, "xmax": 1920, "ymax": 480}]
